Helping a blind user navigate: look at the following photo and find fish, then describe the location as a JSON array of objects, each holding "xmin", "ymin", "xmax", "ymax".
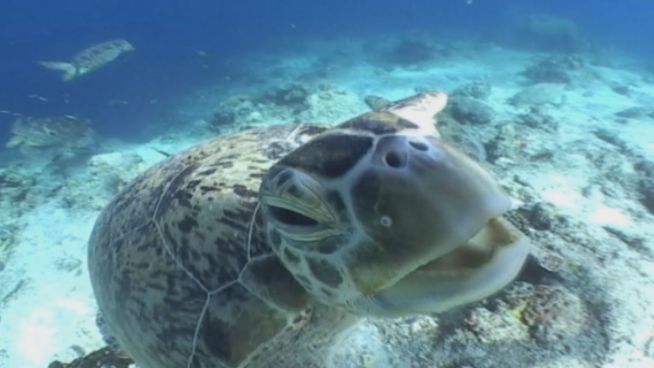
[
  {"xmin": 151, "ymin": 148, "xmax": 171, "ymax": 157},
  {"xmin": 27, "ymin": 94, "xmax": 48, "ymax": 101},
  {"xmin": 39, "ymin": 39, "xmax": 135, "ymax": 81}
]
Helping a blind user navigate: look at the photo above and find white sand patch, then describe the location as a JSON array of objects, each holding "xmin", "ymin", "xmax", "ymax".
[{"xmin": 0, "ymin": 202, "xmax": 103, "ymax": 368}]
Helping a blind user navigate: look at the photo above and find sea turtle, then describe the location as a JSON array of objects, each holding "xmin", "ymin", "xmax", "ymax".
[
  {"xmin": 39, "ymin": 39, "xmax": 134, "ymax": 81},
  {"xmin": 88, "ymin": 92, "xmax": 529, "ymax": 368}
]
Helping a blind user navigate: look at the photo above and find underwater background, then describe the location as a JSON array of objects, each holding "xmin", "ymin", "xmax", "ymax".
[
  {"xmin": 1, "ymin": 0, "xmax": 654, "ymax": 367},
  {"xmin": 1, "ymin": 0, "xmax": 653, "ymax": 141}
]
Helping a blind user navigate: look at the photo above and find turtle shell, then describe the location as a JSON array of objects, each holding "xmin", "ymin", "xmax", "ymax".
[{"xmin": 88, "ymin": 124, "xmax": 352, "ymax": 368}]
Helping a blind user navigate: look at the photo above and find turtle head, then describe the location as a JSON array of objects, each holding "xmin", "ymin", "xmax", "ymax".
[{"xmin": 259, "ymin": 92, "xmax": 529, "ymax": 317}]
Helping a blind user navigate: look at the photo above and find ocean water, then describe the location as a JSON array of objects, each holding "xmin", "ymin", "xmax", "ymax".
[{"xmin": 0, "ymin": 1, "xmax": 653, "ymax": 367}]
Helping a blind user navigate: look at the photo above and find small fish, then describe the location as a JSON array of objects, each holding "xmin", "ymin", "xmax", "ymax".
[
  {"xmin": 64, "ymin": 115, "xmax": 78, "ymax": 120},
  {"xmin": 28, "ymin": 94, "xmax": 48, "ymax": 102},
  {"xmin": 152, "ymin": 148, "xmax": 171, "ymax": 157},
  {"xmin": 107, "ymin": 99, "xmax": 129, "ymax": 106},
  {"xmin": 196, "ymin": 50, "xmax": 208, "ymax": 56},
  {"xmin": 39, "ymin": 39, "xmax": 135, "ymax": 81},
  {"xmin": 0, "ymin": 110, "xmax": 11, "ymax": 114}
]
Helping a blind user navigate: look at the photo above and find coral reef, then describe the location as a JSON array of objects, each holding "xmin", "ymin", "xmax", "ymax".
[
  {"xmin": 61, "ymin": 152, "xmax": 146, "ymax": 210},
  {"xmin": 208, "ymin": 83, "xmax": 363, "ymax": 133},
  {"xmin": 208, "ymin": 84, "xmax": 310, "ymax": 132},
  {"xmin": 6, "ymin": 116, "xmax": 95, "ymax": 150}
]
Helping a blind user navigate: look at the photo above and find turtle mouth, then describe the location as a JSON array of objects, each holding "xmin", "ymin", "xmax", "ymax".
[{"xmin": 365, "ymin": 216, "xmax": 529, "ymax": 317}]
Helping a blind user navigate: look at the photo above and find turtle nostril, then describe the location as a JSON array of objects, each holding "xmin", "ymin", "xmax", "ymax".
[
  {"xmin": 409, "ymin": 140, "xmax": 428, "ymax": 151},
  {"xmin": 384, "ymin": 150, "xmax": 405, "ymax": 168}
]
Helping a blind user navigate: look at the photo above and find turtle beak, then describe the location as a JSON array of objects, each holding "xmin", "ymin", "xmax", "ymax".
[{"xmin": 364, "ymin": 217, "xmax": 529, "ymax": 316}]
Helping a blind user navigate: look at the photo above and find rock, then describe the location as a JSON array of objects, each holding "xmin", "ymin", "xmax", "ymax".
[
  {"xmin": 517, "ymin": 202, "xmax": 559, "ymax": 231},
  {"xmin": 447, "ymin": 96, "xmax": 494, "ymax": 125},
  {"xmin": 364, "ymin": 95, "xmax": 393, "ymax": 112},
  {"xmin": 208, "ymin": 95, "xmax": 256, "ymax": 132},
  {"xmin": 521, "ymin": 56, "xmax": 584, "ymax": 84},
  {"xmin": 592, "ymin": 129, "xmax": 631, "ymax": 153},
  {"xmin": 209, "ymin": 108, "xmax": 236, "ymax": 128},
  {"xmin": 611, "ymin": 84, "xmax": 631, "ymax": 96},
  {"xmin": 263, "ymin": 84, "xmax": 310, "ymax": 111},
  {"xmin": 521, "ymin": 285, "xmax": 588, "ymax": 345},
  {"xmin": 634, "ymin": 159, "xmax": 654, "ymax": 177},
  {"xmin": 48, "ymin": 347, "xmax": 134, "ymax": 368},
  {"xmin": 451, "ymin": 81, "xmax": 492, "ymax": 100},
  {"xmin": 516, "ymin": 107, "xmax": 559, "ymax": 132},
  {"xmin": 508, "ymin": 83, "xmax": 566, "ymax": 108},
  {"xmin": 614, "ymin": 106, "xmax": 649, "ymax": 119},
  {"xmin": 639, "ymin": 177, "xmax": 654, "ymax": 214},
  {"xmin": 447, "ymin": 133, "xmax": 487, "ymax": 163}
]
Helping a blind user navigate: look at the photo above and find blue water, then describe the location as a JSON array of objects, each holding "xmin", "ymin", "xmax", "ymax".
[{"xmin": 0, "ymin": 0, "xmax": 652, "ymax": 143}]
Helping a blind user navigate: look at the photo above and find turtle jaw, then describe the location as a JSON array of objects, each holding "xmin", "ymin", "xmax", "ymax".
[{"xmin": 355, "ymin": 217, "xmax": 529, "ymax": 318}]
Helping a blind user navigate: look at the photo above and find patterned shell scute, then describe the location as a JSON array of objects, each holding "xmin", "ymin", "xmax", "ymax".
[
  {"xmin": 89, "ymin": 124, "xmax": 328, "ymax": 368},
  {"xmin": 190, "ymin": 283, "xmax": 290, "ymax": 367},
  {"xmin": 151, "ymin": 129, "xmax": 292, "ymax": 291}
]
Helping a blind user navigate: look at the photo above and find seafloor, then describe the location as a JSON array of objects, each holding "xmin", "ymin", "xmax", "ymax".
[{"xmin": 1, "ymin": 32, "xmax": 653, "ymax": 368}]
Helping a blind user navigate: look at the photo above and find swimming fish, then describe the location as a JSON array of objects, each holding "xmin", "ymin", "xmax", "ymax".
[{"xmin": 39, "ymin": 39, "xmax": 135, "ymax": 81}]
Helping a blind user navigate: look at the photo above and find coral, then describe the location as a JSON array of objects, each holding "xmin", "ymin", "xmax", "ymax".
[{"xmin": 6, "ymin": 116, "xmax": 95, "ymax": 150}]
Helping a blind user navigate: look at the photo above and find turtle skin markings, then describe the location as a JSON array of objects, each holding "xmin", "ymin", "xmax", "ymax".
[{"xmin": 89, "ymin": 125, "xmax": 337, "ymax": 368}]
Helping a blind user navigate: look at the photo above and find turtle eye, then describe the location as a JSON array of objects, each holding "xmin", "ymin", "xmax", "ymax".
[{"xmin": 268, "ymin": 205, "xmax": 319, "ymax": 226}]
